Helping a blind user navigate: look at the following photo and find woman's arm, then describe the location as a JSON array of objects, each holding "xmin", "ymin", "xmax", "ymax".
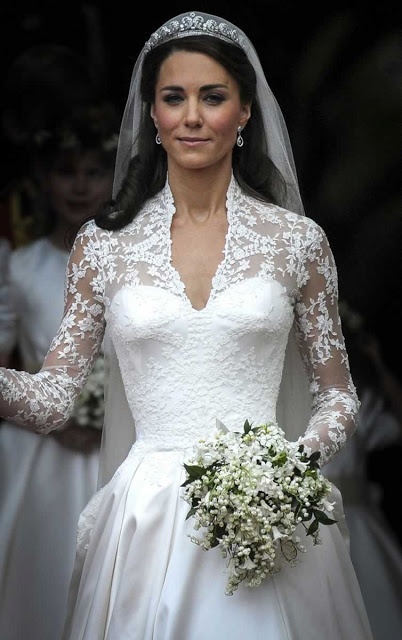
[
  {"xmin": 294, "ymin": 224, "xmax": 360, "ymax": 465},
  {"xmin": 0, "ymin": 223, "xmax": 106, "ymax": 432}
]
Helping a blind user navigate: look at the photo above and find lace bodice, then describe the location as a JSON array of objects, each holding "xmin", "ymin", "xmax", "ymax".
[{"xmin": 0, "ymin": 177, "xmax": 359, "ymax": 466}]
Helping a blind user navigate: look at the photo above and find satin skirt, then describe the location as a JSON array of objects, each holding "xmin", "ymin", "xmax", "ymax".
[{"xmin": 64, "ymin": 447, "xmax": 373, "ymax": 640}]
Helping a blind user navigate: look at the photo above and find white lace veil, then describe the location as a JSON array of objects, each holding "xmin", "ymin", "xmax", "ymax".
[{"xmin": 99, "ymin": 11, "xmax": 311, "ymax": 488}]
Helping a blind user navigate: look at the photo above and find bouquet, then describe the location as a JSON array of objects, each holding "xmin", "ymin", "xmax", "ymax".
[
  {"xmin": 181, "ymin": 419, "xmax": 336, "ymax": 595},
  {"xmin": 72, "ymin": 353, "xmax": 105, "ymax": 430}
]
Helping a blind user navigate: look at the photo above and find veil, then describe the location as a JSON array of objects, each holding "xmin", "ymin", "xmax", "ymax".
[
  {"xmin": 99, "ymin": 11, "xmax": 311, "ymax": 488},
  {"xmin": 112, "ymin": 11, "xmax": 304, "ymax": 215}
]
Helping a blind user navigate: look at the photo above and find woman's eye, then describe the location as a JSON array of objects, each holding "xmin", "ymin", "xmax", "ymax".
[
  {"xmin": 163, "ymin": 93, "xmax": 183, "ymax": 104},
  {"xmin": 204, "ymin": 93, "xmax": 226, "ymax": 105},
  {"xmin": 161, "ymin": 93, "xmax": 226, "ymax": 105}
]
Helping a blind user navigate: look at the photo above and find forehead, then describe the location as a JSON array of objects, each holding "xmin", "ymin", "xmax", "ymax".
[{"xmin": 157, "ymin": 50, "xmax": 233, "ymax": 85}]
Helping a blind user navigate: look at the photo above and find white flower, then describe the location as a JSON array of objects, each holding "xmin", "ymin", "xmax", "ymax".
[
  {"xmin": 181, "ymin": 419, "xmax": 336, "ymax": 595},
  {"xmin": 271, "ymin": 525, "xmax": 285, "ymax": 541}
]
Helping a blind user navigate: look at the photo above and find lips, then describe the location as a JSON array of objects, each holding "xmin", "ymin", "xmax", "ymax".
[
  {"xmin": 178, "ymin": 137, "xmax": 209, "ymax": 146},
  {"xmin": 68, "ymin": 201, "xmax": 92, "ymax": 208}
]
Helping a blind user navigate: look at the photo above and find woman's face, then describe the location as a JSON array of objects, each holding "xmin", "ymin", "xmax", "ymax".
[
  {"xmin": 45, "ymin": 151, "xmax": 114, "ymax": 229},
  {"xmin": 150, "ymin": 50, "xmax": 250, "ymax": 172}
]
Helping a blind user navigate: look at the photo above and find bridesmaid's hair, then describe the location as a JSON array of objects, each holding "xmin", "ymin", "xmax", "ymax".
[{"xmin": 96, "ymin": 36, "xmax": 287, "ymax": 231}]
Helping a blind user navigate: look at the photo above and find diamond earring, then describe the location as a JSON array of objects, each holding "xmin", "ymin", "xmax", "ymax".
[{"xmin": 236, "ymin": 126, "xmax": 244, "ymax": 148}]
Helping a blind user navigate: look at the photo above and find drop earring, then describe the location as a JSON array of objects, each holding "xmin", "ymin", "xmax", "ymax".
[
  {"xmin": 155, "ymin": 132, "xmax": 161, "ymax": 145},
  {"xmin": 236, "ymin": 126, "xmax": 244, "ymax": 148}
]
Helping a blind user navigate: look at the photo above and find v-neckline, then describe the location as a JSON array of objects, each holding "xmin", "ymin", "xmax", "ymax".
[
  {"xmin": 169, "ymin": 232, "xmax": 229, "ymax": 312},
  {"xmin": 164, "ymin": 177, "xmax": 235, "ymax": 313}
]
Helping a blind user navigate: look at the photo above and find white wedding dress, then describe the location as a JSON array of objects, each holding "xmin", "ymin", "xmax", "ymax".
[{"xmin": 0, "ymin": 178, "xmax": 373, "ymax": 639}]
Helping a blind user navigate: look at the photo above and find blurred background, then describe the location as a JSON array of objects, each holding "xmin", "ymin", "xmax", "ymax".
[
  {"xmin": 0, "ymin": 0, "xmax": 400, "ymax": 370},
  {"xmin": 0, "ymin": 3, "xmax": 401, "ymax": 637}
]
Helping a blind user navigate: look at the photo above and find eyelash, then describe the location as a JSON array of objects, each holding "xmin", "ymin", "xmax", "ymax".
[{"xmin": 163, "ymin": 93, "xmax": 226, "ymax": 105}]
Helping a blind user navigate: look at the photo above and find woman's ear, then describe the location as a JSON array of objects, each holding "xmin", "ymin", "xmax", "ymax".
[
  {"xmin": 240, "ymin": 103, "xmax": 251, "ymax": 129},
  {"xmin": 150, "ymin": 104, "xmax": 157, "ymax": 128}
]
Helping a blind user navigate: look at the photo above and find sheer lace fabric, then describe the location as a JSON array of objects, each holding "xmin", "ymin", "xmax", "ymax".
[{"xmin": 0, "ymin": 177, "xmax": 359, "ymax": 466}]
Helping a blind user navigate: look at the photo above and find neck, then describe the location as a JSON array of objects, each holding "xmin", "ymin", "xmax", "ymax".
[{"xmin": 167, "ymin": 163, "xmax": 232, "ymax": 223}]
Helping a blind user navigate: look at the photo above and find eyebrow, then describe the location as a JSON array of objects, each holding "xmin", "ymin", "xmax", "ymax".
[{"xmin": 159, "ymin": 83, "xmax": 229, "ymax": 92}]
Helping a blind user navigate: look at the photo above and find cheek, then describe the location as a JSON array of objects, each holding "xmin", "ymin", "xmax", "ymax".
[
  {"xmin": 212, "ymin": 114, "xmax": 238, "ymax": 141},
  {"xmin": 47, "ymin": 179, "xmax": 68, "ymax": 200},
  {"xmin": 152, "ymin": 105, "xmax": 179, "ymax": 131},
  {"xmin": 209, "ymin": 105, "xmax": 241, "ymax": 134}
]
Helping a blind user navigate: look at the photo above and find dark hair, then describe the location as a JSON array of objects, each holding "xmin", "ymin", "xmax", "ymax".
[
  {"xmin": 96, "ymin": 36, "xmax": 287, "ymax": 230},
  {"xmin": 35, "ymin": 102, "xmax": 120, "ymax": 170},
  {"xmin": 1, "ymin": 44, "xmax": 98, "ymax": 150}
]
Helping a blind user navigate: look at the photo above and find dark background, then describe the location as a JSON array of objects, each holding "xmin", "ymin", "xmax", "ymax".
[{"xmin": 1, "ymin": 0, "xmax": 401, "ymax": 374}]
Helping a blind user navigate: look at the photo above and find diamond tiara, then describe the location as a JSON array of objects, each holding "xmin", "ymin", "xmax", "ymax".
[{"xmin": 143, "ymin": 12, "xmax": 245, "ymax": 54}]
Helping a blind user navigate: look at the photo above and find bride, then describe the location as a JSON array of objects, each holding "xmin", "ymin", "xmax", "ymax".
[{"xmin": 0, "ymin": 11, "xmax": 373, "ymax": 640}]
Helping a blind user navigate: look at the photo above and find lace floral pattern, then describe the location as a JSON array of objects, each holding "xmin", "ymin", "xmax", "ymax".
[{"xmin": 0, "ymin": 176, "xmax": 359, "ymax": 466}]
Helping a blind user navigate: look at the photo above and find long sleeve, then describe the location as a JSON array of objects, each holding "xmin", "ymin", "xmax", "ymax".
[
  {"xmin": 0, "ymin": 224, "xmax": 106, "ymax": 432},
  {"xmin": 293, "ymin": 223, "xmax": 360, "ymax": 465}
]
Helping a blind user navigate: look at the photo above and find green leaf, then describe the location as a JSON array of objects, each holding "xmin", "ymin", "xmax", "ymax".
[
  {"xmin": 243, "ymin": 419, "xmax": 252, "ymax": 433},
  {"xmin": 181, "ymin": 477, "xmax": 194, "ymax": 487},
  {"xmin": 214, "ymin": 524, "xmax": 227, "ymax": 539},
  {"xmin": 313, "ymin": 509, "xmax": 337, "ymax": 525},
  {"xmin": 209, "ymin": 538, "xmax": 220, "ymax": 549},
  {"xmin": 307, "ymin": 451, "xmax": 321, "ymax": 469},
  {"xmin": 185, "ymin": 506, "xmax": 198, "ymax": 520},
  {"xmin": 306, "ymin": 519, "xmax": 319, "ymax": 536},
  {"xmin": 183, "ymin": 463, "xmax": 206, "ymax": 478}
]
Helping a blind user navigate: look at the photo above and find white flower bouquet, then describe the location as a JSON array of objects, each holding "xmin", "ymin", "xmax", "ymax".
[
  {"xmin": 72, "ymin": 354, "xmax": 105, "ymax": 430},
  {"xmin": 181, "ymin": 419, "xmax": 336, "ymax": 595}
]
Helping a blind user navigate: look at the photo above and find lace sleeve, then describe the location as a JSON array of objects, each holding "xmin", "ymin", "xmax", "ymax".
[
  {"xmin": 294, "ymin": 223, "xmax": 360, "ymax": 466},
  {"xmin": 0, "ymin": 223, "xmax": 106, "ymax": 433}
]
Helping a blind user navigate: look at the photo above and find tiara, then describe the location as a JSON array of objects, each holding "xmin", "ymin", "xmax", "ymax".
[{"xmin": 143, "ymin": 12, "xmax": 245, "ymax": 54}]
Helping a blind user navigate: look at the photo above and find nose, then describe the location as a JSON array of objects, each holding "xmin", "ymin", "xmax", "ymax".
[
  {"xmin": 71, "ymin": 172, "xmax": 90, "ymax": 194},
  {"xmin": 183, "ymin": 97, "xmax": 202, "ymax": 127}
]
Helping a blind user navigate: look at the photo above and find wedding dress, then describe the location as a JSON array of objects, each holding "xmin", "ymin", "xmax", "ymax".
[{"xmin": 0, "ymin": 178, "xmax": 372, "ymax": 639}]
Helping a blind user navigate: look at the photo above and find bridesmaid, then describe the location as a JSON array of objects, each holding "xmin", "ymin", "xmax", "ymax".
[{"xmin": 0, "ymin": 100, "xmax": 119, "ymax": 640}]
